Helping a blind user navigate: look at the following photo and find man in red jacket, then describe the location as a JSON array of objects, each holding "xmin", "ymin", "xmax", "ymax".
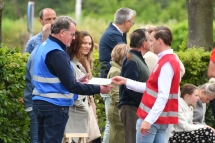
[{"xmin": 111, "ymin": 26, "xmax": 181, "ymax": 143}]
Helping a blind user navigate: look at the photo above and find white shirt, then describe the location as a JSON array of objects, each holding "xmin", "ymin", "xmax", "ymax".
[
  {"xmin": 172, "ymin": 98, "xmax": 204, "ymax": 133},
  {"xmin": 126, "ymin": 49, "xmax": 175, "ymax": 124},
  {"xmin": 112, "ymin": 23, "xmax": 123, "ymax": 35}
]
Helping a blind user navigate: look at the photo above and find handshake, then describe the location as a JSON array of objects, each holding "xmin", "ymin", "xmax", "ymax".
[{"xmin": 77, "ymin": 74, "xmax": 126, "ymax": 94}]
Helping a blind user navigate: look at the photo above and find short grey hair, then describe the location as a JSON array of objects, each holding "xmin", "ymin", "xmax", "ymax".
[
  {"xmin": 114, "ymin": 7, "xmax": 136, "ymax": 25},
  {"xmin": 51, "ymin": 16, "xmax": 76, "ymax": 34},
  {"xmin": 199, "ymin": 78, "xmax": 215, "ymax": 95}
]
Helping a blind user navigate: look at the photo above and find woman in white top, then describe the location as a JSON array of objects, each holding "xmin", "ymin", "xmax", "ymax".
[
  {"xmin": 169, "ymin": 83, "xmax": 215, "ymax": 143},
  {"xmin": 65, "ymin": 31, "xmax": 100, "ymax": 142}
]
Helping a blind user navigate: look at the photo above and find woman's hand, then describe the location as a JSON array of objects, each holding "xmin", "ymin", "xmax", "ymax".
[
  {"xmin": 204, "ymin": 125, "xmax": 215, "ymax": 133},
  {"xmin": 77, "ymin": 73, "xmax": 89, "ymax": 83}
]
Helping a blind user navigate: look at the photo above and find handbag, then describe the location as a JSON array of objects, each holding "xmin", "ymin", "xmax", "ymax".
[{"xmin": 87, "ymin": 100, "xmax": 101, "ymax": 142}]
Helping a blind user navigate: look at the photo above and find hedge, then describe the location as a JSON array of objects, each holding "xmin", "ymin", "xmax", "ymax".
[
  {"xmin": 0, "ymin": 45, "xmax": 30, "ymax": 143},
  {"xmin": 0, "ymin": 45, "xmax": 214, "ymax": 142}
]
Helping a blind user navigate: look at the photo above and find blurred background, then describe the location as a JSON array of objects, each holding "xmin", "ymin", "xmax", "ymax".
[{"xmin": 3, "ymin": 0, "xmax": 191, "ymax": 52}]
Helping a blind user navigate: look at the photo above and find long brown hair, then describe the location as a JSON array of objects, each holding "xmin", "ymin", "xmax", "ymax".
[{"xmin": 67, "ymin": 30, "xmax": 94, "ymax": 61}]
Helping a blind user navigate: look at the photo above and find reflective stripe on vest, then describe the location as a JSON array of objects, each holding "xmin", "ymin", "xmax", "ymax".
[
  {"xmin": 33, "ymin": 90, "xmax": 74, "ymax": 99},
  {"xmin": 146, "ymin": 87, "xmax": 178, "ymax": 99},
  {"xmin": 33, "ymin": 75, "xmax": 60, "ymax": 83},
  {"xmin": 139, "ymin": 102, "xmax": 178, "ymax": 117}
]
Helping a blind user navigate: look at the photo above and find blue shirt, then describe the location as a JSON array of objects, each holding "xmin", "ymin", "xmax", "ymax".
[
  {"xmin": 23, "ymin": 43, "xmax": 41, "ymax": 111},
  {"xmin": 25, "ymin": 32, "xmax": 42, "ymax": 54}
]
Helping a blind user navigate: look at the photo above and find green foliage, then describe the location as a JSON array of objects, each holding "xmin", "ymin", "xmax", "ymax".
[
  {"xmin": 0, "ymin": 44, "xmax": 30, "ymax": 143},
  {"xmin": 92, "ymin": 50, "xmax": 106, "ymax": 133},
  {"xmin": 176, "ymin": 48, "xmax": 215, "ymax": 127},
  {"xmin": 4, "ymin": 0, "xmax": 187, "ymax": 23},
  {"xmin": 176, "ymin": 48, "xmax": 210, "ymax": 86},
  {"xmin": 82, "ymin": 0, "xmax": 187, "ymax": 23},
  {"xmin": 170, "ymin": 20, "xmax": 188, "ymax": 51},
  {"xmin": 178, "ymin": 34, "xmax": 188, "ymax": 52},
  {"xmin": 3, "ymin": 0, "xmax": 75, "ymax": 19}
]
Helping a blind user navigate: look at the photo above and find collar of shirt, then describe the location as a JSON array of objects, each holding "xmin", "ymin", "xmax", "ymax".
[
  {"xmin": 179, "ymin": 97, "xmax": 193, "ymax": 111},
  {"xmin": 49, "ymin": 35, "xmax": 67, "ymax": 51},
  {"xmin": 157, "ymin": 49, "xmax": 173, "ymax": 60},
  {"xmin": 129, "ymin": 49, "xmax": 142, "ymax": 57},
  {"xmin": 112, "ymin": 23, "xmax": 123, "ymax": 35}
]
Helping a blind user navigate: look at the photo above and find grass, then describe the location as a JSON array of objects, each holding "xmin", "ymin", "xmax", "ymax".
[{"xmin": 2, "ymin": 15, "xmax": 149, "ymax": 52}]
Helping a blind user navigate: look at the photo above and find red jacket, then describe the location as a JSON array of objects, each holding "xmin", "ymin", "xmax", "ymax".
[{"xmin": 137, "ymin": 54, "xmax": 180, "ymax": 124}]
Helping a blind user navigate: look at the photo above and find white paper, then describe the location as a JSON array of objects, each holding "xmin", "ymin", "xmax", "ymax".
[{"xmin": 88, "ymin": 78, "xmax": 111, "ymax": 85}]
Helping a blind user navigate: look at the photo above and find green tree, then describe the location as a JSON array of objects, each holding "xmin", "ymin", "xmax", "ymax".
[
  {"xmin": 187, "ymin": 0, "xmax": 214, "ymax": 51},
  {"xmin": 0, "ymin": 0, "xmax": 4, "ymax": 43}
]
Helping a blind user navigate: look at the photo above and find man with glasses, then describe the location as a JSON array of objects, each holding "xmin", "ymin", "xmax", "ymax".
[
  {"xmin": 99, "ymin": 7, "xmax": 136, "ymax": 143},
  {"xmin": 32, "ymin": 16, "xmax": 112, "ymax": 143}
]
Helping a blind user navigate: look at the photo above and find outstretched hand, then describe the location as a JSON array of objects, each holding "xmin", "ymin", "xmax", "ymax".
[
  {"xmin": 100, "ymin": 85, "xmax": 114, "ymax": 94},
  {"xmin": 77, "ymin": 73, "xmax": 89, "ymax": 83},
  {"xmin": 111, "ymin": 76, "xmax": 127, "ymax": 85}
]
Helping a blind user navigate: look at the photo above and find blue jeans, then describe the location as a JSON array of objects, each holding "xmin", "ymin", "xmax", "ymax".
[
  {"xmin": 136, "ymin": 118, "xmax": 168, "ymax": 143},
  {"xmin": 28, "ymin": 110, "xmax": 38, "ymax": 143},
  {"xmin": 100, "ymin": 94, "xmax": 110, "ymax": 143},
  {"xmin": 33, "ymin": 100, "xmax": 69, "ymax": 143}
]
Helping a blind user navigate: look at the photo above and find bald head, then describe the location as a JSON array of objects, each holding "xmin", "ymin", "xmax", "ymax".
[
  {"xmin": 39, "ymin": 8, "xmax": 56, "ymax": 25},
  {"xmin": 42, "ymin": 24, "xmax": 51, "ymax": 42}
]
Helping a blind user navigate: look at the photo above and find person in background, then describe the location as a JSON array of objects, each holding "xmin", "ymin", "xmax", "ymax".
[
  {"xmin": 169, "ymin": 84, "xmax": 215, "ymax": 143},
  {"xmin": 23, "ymin": 23, "xmax": 51, "ymax": 143},
  {"xmin": 193, "ymin": 78, "xmax": 215, "ymax": 124},
  {"xmin": 119, "ymin": 28, "xmax": 150, "ymax": 143},
  {"xmin": 32, "ymin": 16, "xmax": 111, "ymax": 143},
  {"xmin": 65, "ymin": 30, "xmax": 101, "ymax": 143},
  {"xmin": 111, "ymin": 26, "xmax": 181, "ymax": 143},
  {"xmin": 142, "ymin": 25, "xmax": 158, "ymax": 73},
  {"xmin": 107, "ymin": 44, "xmax": 130, "ymax": 143},
  {"xmin": 77, "ymin": 33, "xmax": 101, "ymax": 143},
  {"xmin": 99, "ymin": 7, "xmax": 136, "ymax": 143},
  {"xmin": 25, "ymin": 8, "xmax": 56, "ymax": 53},
  {"xmin": 207, "ymin": 48, "xmax": 215, "ymax": 122}
]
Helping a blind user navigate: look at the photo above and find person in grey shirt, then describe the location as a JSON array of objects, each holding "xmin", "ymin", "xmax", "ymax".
[{"xmin": 193, "ymin": 78, "xmax": 215, "ymax": 124}]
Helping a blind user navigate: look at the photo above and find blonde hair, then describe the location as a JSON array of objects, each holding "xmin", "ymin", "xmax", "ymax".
[
  {"xmin": 111, "ymin": 44, "xmax": 130, "ymax": 66},
  {"xmin": 199, "ymin": 78, "xmax": 215, "ymax": 95},
  {"xmin": 143, "ymin": 24, "xmax": 156, "ymax": 33}
]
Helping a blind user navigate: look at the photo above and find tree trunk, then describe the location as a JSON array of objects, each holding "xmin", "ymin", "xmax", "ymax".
[
  {"xmin": 187, "ymin": 0, "xmax": 213, "ymax": 51},
  {"xmin": 0, "ymin": 0, "xmax": 4, "ymax": 44}
]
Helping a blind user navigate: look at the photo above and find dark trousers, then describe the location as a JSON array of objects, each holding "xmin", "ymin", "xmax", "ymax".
[
  {"xmin": 119, "ymin": 105, "xmax": 138, "ymax": 143},
  {"xmin": 33, "ymin": 100, "xmax": 69, "ymax": 143},
  {"xmin": 210, "ymin": 98, "xmax": 215, "ymax": 120},
  {"xmin": 92, "ymin": 137, "xmax": 101, "ymax": 143}
]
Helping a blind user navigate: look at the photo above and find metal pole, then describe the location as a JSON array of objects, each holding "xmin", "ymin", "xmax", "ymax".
[
  {"xmin": 27, "ymin": 1, "xmax": 34, "ymax": 38},
  {"xmin": 75, "ymin": 0, "xmax": 82, "ymax": 23}
]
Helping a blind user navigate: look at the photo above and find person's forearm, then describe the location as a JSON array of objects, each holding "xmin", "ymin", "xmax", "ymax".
[{"xmin": 126, "ymin": 79, "xmax": 146, "ymax": 93}]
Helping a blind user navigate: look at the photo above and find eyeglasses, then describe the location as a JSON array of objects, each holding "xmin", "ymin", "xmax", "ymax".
[
  {"xmin": 127, "ymin": 20, "xmax": 135, "ymax": 25},
  {"xmin": 68, "ymin": 32, "xmax": 75, "ymax": 37},
  {"xmin": 64, "ymin": 29, "xmax": 76, "ymax": 37}
]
